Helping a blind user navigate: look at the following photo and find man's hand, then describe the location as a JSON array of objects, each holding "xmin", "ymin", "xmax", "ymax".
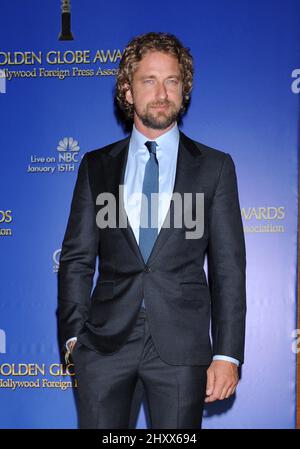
[
  {"xmin": 65, "ymin": 340, "xmax": 77, "ymax": 364},
  {"xmin": 68, "ymin": 340, "xmax": 77, "ymax": 354},
  {"xmin": 205, "ymin": 360, "xmax": 239, "ymax": 403}
]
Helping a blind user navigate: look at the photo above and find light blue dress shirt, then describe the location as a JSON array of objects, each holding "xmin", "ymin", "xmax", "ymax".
[{"xmin": 67, "ymin": 123, "xmax": 240, "ymax": 366}]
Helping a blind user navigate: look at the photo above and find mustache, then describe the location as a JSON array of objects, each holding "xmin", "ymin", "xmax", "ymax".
[{"xmin": 149, "ymin": 101, "xmax": 172, "ymax": 107}]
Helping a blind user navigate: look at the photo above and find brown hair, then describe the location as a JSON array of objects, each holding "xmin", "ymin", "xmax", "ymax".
[{"xmin": 116, "ymin": 32, "xmax": 194, "ymax": 120}]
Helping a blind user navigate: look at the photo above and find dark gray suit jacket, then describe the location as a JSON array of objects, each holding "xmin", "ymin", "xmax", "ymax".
[{"xmin": 58, "ymin": 131, "xmax": 246, "ymax": 365}]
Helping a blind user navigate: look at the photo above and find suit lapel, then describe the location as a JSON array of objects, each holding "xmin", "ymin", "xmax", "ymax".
[
  {"xmin": 147, "ymin": 131, "xmax": 203, "ymax": 264},
  {"xmin": 102, "ymin": 137, "xmax": 144, "ymax": 265},
  {"xmin": 104, "ymin": 131, "xmax": 203, "ymax": 266}
]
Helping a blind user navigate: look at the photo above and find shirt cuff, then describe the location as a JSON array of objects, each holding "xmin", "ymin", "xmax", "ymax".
[
  {"xmin": 65, "ymin": 337, "xmax": 77, "ymax": 351},
  {"xmin": 213, "ymin": 355, "xmax": 240, "ymax": 366}
]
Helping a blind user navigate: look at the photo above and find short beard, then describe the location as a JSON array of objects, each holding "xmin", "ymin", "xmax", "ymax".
[{"xmin": 135, "ymin": 102, "xmax": 181, "ymax": 130}]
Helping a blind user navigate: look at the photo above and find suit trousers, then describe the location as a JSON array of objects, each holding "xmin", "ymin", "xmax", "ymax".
[{"xmin": 72, "ymin": 308, "xmax": 209, "ymax": 429}]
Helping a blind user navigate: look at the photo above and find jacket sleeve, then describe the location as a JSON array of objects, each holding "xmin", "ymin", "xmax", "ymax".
[
  {"xmin": 57, "ymin": 153, "xmax": 98, "ymax": 353},
  {"xmin": 208, "ymin": 153, "xmax": 246, "ymax": 364}
]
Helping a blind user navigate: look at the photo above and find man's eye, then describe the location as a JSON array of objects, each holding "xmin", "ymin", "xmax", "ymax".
[
  {"xmin": 167, "ymin": 79, "xmax": 178, "ymax": 84},
  {"xmin": 144, "ymin": 79, "xmax": 154, "ymax": 84}
]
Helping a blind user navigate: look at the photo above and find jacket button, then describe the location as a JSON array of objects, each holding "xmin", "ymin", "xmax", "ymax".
[{"xmin": 144, "ymin": 266, "xmax": 151, "ymax": 272}]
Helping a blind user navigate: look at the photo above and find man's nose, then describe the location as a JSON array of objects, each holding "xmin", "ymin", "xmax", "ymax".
[{"xmin": 156, "ymin": 82, "xmax": 168, "ymax": 100}]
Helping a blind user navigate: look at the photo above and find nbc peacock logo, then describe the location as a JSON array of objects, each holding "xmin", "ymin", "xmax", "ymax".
[
  {"xmin": 57, "ymin": 137, "xmax": 80, "ymax": 153},
  {"xmin": 57, "ymin": 137, "xmax": 81, "ymax": 171}
]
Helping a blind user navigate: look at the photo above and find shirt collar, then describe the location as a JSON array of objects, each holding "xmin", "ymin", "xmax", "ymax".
[{"xmin": 130, "ymin": 122, "xmax": 179, "ymax": 153}]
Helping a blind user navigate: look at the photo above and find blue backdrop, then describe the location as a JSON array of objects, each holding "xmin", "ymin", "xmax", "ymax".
[{"xmin": 0, "ymin": 0, "xmax": 298, "ymax": 428}]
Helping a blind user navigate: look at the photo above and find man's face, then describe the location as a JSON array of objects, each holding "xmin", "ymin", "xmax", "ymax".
[{"xmin": 125, "ymin": 51, "xmax": 183, "ymax": 130}]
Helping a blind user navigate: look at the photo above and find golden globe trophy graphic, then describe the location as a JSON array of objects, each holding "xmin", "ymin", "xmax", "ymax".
[{"xmin": 58, "ymin": 0, "xmax": 74, "ymax": 41}]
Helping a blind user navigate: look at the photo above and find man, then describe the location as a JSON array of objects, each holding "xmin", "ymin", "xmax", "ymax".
[{"xmin": 58, "ymin": 32, "xmax": 246, "ymax": 429}]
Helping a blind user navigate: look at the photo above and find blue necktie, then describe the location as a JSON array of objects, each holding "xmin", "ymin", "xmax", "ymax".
[{"xmin": 139, "ymin": 140, "xmax": 159, "ymax": 309}]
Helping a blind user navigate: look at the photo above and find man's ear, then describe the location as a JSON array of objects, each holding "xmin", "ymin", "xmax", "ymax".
[{"xmin": 125, "ymin": 85, "xmax": 133, "ymax": 105}]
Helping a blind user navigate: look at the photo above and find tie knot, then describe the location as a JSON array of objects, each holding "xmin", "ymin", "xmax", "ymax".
[{"xmin": 145, "ymin": 140, "xmax": 157, "ymax": 155}]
